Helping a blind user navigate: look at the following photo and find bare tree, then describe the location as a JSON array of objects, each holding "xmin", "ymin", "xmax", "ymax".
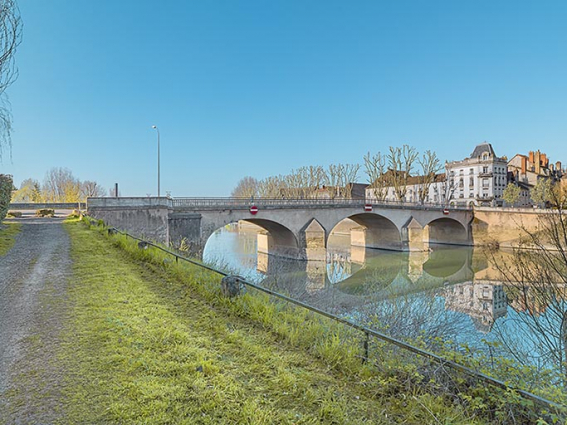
[
  {"xmin": 364, "ymin": 151, "xmax": 387, "ymax": 202},
  {"xmin": 416, "ymin": 150, "xmax": 442, "ymax": 204},
  {"xmin": 257, "ymin": 175, "xmax": 285, "ymax": 198},
  {"xmin": 231, "ymin": 176, "xmax": 258, "ymax": 198},
  {"xmin": 0, "ymin": 0, "xmax": 22, "ymax": 160},
  {"xmin": 388, "ymin": 145, "xmax": 418, "ymax": 202},
  {"xmin": 490, "ymin": 189, "xmax": 567, "ymax": 387},
  {"xmin": 305, "ymin": 165, "xmax": 327, "ymax": 198},
  {"xmin": 80, "ymin": 180, "xmax": 106, "ymax": 201},
  {"xmin": 42, "ymin": 167, "xmax": 81, "ymax": 202},
  {"xmin": 338, "ymin": 163, "xmax": 360, "ymax": 199},
  {"xmin": 326, "ymin": 164, "xmax": 342, "ymax": 199}
]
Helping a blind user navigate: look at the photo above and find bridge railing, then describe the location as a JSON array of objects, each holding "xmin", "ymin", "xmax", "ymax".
[
  {"xmin": 171, "ymin": 197, "xmax": 471, "ymax": 211},
  {"xmin": 85, "ymin": 196, "xmax": 472, "ymax": 211}
]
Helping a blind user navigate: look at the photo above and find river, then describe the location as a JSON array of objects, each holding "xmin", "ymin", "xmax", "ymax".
[{"xmin": 203, "ymin": 223, "xmax": 566, "ymax": 388}]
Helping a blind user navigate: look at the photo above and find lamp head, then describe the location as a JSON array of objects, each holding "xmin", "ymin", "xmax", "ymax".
[{"xmin": 152, "ymin": 125, "xmax": 157, "ymax": 129}]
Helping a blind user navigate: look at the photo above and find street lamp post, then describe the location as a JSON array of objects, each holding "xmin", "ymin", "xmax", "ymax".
[{"xmin": 152, "ymin": 125, "xmax": 160, "ymax": 197}]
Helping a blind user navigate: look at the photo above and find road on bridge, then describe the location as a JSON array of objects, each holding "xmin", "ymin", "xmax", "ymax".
[{"xmin": 0, "ymin": 216, "xmax": 72, "ymax": 423}]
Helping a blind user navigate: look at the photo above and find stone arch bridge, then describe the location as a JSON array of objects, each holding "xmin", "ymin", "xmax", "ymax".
[{"xmin": 87, "ymin": 197, "xmax": 473, "ymax": 261}]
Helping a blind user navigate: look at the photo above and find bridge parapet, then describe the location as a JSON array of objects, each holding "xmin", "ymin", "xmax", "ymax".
[
  {"xmin": 171, "ymin": 197, "xmax": 471, "ymax": 212},
  {"xmin": 87, "ymin": 196, "xmax": 472, "ymax": 212}
]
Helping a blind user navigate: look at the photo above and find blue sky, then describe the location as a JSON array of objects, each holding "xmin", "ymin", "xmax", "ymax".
[{"xmin": 1, "ymin": 0, "xmax": 567, "ymax": 196}]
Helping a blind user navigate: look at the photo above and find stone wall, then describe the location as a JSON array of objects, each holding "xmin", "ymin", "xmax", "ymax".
[
  {"xmin": 168, "ymin": 213, "xmax": 201, "ymax": 248},
  {"xmin": 471, "ymin": 207, "xmax": 546, "ymax": 247},
  {"xmin": 89, "ymin": 206, "xmax": 170, "ymax": 244}
]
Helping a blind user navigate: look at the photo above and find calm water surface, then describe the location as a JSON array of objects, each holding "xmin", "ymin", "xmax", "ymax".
[{"xmin": 204, "ymin": 224, "xmax": 562, "ymax": 373}]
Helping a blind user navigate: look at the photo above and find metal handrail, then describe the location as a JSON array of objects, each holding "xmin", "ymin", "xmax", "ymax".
[{"xmin": 91, "ymin": 218, "xmax": 560, "ymax": 413}]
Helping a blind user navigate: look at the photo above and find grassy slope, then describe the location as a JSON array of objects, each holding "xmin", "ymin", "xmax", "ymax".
[
  {"xmin": 0, "ymin": 221, "xmax": 21, "ymax": 256},
  {"xmin": 59, "ymin": 221, "xmax": 482, "ymax": 424}
]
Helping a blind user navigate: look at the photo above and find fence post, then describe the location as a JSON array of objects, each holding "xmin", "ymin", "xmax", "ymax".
[{"xmin": 362, "ymin": 331, "xmax": 369, "ymax": 364}]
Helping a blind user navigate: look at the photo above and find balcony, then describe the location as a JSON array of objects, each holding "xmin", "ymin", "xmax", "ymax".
[{"xmin": 478, "ymin": 171, "xmax": 493, "ymax": 177}]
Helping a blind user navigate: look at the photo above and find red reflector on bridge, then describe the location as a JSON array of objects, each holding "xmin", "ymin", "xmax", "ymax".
[
  {"xmin": 249, "ymin": 206, "xmax": 258, "ymax": 215},
  {"xmin": 443, "ymin": 208, "xmax": 449, "ymax": 215},
  {"xmin": 364, "ymin": 204, "xmax": 372, "ymax": 212}
]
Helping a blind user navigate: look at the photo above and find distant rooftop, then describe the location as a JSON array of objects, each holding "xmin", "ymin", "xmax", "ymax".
[{"xmin": 470, "ymin": 142, "xmax": 496, "ymax": 159}]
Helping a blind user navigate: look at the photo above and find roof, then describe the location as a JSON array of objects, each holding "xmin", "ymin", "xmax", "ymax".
[
  {"xmin": 470, "ymin": 142, "xmax": 496, "ymax": 159},
  {"xmin": 405, "ymin": 172, "xmax": 445, "ymax": 185}
]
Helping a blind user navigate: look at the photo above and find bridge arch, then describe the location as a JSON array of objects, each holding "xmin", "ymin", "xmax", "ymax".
[
  {"xmin": 329, "ymin": 213, "xmax": 402, "ymax": 251},
  {"xmin": 203, "ymin": 218, "xmax": 300, "ymax": 260},
  {"xmin": 425, "ymin": 217, "xmax": 469, "ymax": 245}
]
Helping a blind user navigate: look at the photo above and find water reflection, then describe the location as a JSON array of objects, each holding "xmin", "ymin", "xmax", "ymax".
[
  {"xmin": 204, "ymin": 225, "xmax": 486, "ymax": 316},
  {"xmin": 443, "ymin": 281, "xmax": 507, "ymax": 333},
  {"xmin": 202, "ymin": 225, "xmax": 561, "ymax": 361}
]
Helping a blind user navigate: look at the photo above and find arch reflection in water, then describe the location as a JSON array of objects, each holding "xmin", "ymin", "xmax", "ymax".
[{"xmin": 203, "ymin": 224, "xmax": 479, "ymax": 313}]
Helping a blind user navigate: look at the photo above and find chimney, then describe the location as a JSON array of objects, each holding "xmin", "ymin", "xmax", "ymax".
[
  {"xmin": 541, "ymin": 153, "xmax": 548, "ymax": 167},
  {"xmin": 529, "ymin": 151, "xmax": 534, "ymax": 163},
  {"xmin": 557, "ymin": 161, "xmax": 562, "ymax": 171},
  {"xmin": 521, "ymin": 156, "xmax": 527, "ymax": 174},
  {"xmin": 535, "ymin": 151, "xmax": 541, "ymax": 174}
]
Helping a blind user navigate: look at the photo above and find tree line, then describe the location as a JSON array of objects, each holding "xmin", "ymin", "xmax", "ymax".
[
  {"xmin": 232, "ymin": 145, "xmax": 442, "ymax": 202},
  {"xmin": 11, "ymin": 167, "xmax": 106, "ymax": 203}
]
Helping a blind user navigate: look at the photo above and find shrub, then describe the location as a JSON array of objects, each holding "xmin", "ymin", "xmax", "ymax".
[{"xmin": 0, "ymin": 174, "xmax": 13, "ymax": 221}]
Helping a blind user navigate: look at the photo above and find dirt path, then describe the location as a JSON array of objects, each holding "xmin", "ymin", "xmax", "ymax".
[{"xmin": 0, "ymin": 217, "xmax": 72, "ymax": 423}]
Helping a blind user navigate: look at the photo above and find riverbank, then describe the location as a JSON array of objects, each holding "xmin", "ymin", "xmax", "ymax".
[
  {"xmin": 60, "ymin": 219, "xmax": 483, "ymax": 423},
  {"xmin": 1, "ymin": 218, "xmax": 556, "ymax": 423}
]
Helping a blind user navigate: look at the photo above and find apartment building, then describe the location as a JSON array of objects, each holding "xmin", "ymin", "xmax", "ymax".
[{"xmin": 446, "ymin": 142, "xmax": 508, "ymax": 207}]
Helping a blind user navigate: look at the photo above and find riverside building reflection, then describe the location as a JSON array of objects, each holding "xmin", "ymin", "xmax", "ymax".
[{"xmin": 443, "ymin": 281, "xmax": 508, "ymax": 333}]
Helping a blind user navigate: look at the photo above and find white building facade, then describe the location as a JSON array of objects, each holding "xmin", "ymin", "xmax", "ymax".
[{"xmin": 446, "ymin": 142, "xmax": 508, "ymax": 207}]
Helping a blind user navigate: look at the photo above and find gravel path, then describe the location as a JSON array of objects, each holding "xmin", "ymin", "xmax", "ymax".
[{"xmin": 0, "ymin": 217, "xmax": 72, "ymax": 423}]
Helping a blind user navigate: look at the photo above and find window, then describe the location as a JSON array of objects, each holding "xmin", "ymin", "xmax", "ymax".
[
  {"xmin": 469, "ymin": 168, "xmax": 474, "ymax": 175},
  {"xmin": 483, "ymin": 166, "xmax": 488, "ymax": 174},
  {"xmin": 483, "ymin": 179, "xmax": 489, "ymax": 187}
]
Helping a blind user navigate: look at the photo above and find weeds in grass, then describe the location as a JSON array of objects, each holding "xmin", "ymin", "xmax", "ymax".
[{"xmin": 0, "ymin": 221, "xmax": 20, "ymax": 255}]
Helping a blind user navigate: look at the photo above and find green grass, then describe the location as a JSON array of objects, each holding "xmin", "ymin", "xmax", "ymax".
[
  {"xmin": 0, "ymin": 221, "xmax": 21, "ymax": 256},
  {"xmin": 54, "ymin": 219, "xmax": 486, "ymax": 424}
]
